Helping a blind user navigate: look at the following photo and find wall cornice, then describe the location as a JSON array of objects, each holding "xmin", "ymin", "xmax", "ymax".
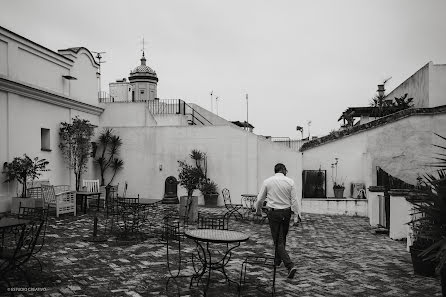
[
  {"xmin": 300, "ymin": 105, "xmax": 446, "ymax": 152},
  {"xmin": 0, "ymin": 76, "xmax": 103, "ymax": 116}
]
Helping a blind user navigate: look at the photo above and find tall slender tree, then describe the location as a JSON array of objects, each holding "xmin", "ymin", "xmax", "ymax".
[{"xmin": 59, "ymin": 116, "xmax": 95, "ymax": 191}]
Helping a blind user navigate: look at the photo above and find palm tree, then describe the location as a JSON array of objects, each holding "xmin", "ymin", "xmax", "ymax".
[{"xmin": 95, "ymin": 128, "xmax": 124, "ymax": 186}]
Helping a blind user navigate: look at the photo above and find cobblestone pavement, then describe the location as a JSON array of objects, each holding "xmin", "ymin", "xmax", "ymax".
[{"xmin": 1, "ymin": 205, "xmax": 442, "ymax": 297}]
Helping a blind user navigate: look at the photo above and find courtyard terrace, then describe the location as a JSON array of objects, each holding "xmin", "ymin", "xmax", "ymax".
[{"xmin": 1, "ymin": 205, "xmax": 442, "ymax": 297}]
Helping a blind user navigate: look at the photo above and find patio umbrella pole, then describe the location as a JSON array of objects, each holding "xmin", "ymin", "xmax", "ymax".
[{"xmin": 85, "ymin": 209, "xmax": 108, "ymax": 243}]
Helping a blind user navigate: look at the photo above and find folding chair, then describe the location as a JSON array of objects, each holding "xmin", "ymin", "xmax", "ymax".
[
  {"xmin": 16, "ymin": 207, "xmax": 49, "ymax": 272},
  {"xmin": 0, "ymin": 211, "xmax": 46, "ymax": 287},
  {"xmin": 164, "ymin": 218, "xmax": 197, "ymax": 295},
  {"xmin": 222, "ymin": 188, "xmax": 243, "ymax": 220},
  {"xmin": 240, "ymin": 218, "xmax": 286, "ymax": 296}
]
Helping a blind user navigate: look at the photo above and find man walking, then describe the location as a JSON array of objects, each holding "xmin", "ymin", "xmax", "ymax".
[{"xmin": 255, "ymin": 163, "xmax": 301, "ymax": 279}]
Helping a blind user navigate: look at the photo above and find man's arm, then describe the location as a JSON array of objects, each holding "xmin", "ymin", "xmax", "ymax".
[
  {"xmin": 290, "ymin": 181, "xmax": 301, "ymax": 223},
  {"xmin": 255, "ymin": 182, "xmax": 267, "ymax": 215}
]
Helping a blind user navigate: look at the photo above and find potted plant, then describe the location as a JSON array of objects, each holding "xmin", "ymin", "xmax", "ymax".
[
  {"xmin": 333, "ymin": 182, "xmax": 345, "ymax": 198},
  {"xmin": 177, "ymin": 161, "xmax": 203, "ymax": 199},
  {"xmin": 331, "ymin": 158, "xmax": 345, "ymax": 198},
  {"xmin": 408, "ymin": 134, "xmax": 446, "ymax": 295},
  {"xmin": 177, "ymin": 160, "xmax": 203, "ymax": 221},
  {"xmin": 3, "ymin": 154, "xmax": 49, "ymax": 198},
  {"xmin": 199, "ymin": 179, "xmax": 219, "ymax": 207},
  {"xmin": 3, "ymin": 154, "xmax": 49, "ymax": 213}
]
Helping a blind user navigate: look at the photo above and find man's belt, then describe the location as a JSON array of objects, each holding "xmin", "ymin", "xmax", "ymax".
[{"xmin": 267, "ymin": 207, "xmax": 291, "ymax": 212}]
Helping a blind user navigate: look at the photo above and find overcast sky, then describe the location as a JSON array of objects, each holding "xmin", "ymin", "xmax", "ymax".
[{"xmin": 1, "ymin": 0, "xmax": 445, "ymax": 138}]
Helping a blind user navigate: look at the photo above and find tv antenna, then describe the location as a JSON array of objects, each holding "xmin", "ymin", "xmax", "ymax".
[
  {"xmin": 307, "ymin": 120, "xmax": 312, "ymax": 139},
  {"xmin": 383, "ymin": 76, "xmax": 392, "ymax": 86},
  {"xmin": 215, "ymin": 96, "xmax": 220, "ymax": 115},
  {"xmin": 296, "ymin": 125, "xmax": 304, "ymax": 139},
  {"xmin": 92, "ymin": 51, "xmax": 106, "ymax": 93}
]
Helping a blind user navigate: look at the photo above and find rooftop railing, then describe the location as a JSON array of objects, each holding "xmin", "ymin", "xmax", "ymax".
[
  {"xmin": 270, "ymin": 137, "xmax": 307, "ymax": 151},
  {"xmin": 98, "ymin": 93, "xmax": 212, "ymax": 126}
]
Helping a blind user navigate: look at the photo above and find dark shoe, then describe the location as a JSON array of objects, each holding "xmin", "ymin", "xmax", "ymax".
[{"xmin": 287, "ymin": 265, "xmax": 297, "ymax": 279}]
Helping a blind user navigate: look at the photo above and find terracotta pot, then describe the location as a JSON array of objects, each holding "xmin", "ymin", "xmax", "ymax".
[
  {"xmin": 204, "ymin": 193, "xmax": 219, "ymax": 207},
  {"xmin": 333, "ymin": 188, "xmax": 345, "ymax": 198}
]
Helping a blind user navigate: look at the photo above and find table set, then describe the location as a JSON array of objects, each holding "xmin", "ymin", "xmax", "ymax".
[
  {"xmin": 241, "ymin": 193, "xmax": 268, "ymax": 223},
  {"xmin": 184, "ymin": 228, "xmax": 250, "ymax": 294}
]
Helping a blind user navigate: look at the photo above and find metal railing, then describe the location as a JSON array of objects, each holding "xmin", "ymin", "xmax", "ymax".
[
  {"xmin": 184, "ymin": 102, "xmax": 212, "ymax": 126},
  {"xmin": 147, "ymin": 99, "xmax": 182, "ymax": 114},
  {"xmin": 271, "ymin": 137, "xmax": 291, "ymax": 147},
  {"xmin": 98, "ymin": 93, "xmax": 212, "ymax": 126},
  {"xmin": 270, "ymin": 137, "xmax": 307, "ymax": 151}
]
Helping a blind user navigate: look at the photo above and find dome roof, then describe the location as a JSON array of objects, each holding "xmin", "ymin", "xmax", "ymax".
[
  {"xmin": 132, "ymin": 64, "xmax": 156, "ymax": 74},
  {"xmin": 129, "ymin": 52, "xmax": 157, "ymax": 77}
]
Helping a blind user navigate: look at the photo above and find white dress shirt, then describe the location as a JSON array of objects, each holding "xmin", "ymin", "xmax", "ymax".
[{"xmin": 255, "ymin": 173, "xmax": 301, "ymax": 221}]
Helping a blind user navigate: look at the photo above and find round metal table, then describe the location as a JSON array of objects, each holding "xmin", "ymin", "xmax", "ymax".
[{"xmin": 184, "ymin": 229, "xmax": 250, "ymax": 294}]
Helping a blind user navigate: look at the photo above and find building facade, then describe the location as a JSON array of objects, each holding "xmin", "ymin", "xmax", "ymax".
[{"xmin": 0, "ymin": 26, "xmax": 102, "ymax": 211}]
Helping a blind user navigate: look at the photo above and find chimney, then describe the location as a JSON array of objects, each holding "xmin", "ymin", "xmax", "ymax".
[{"xmin": 377, "ymin": 84, "xmax": 385, "ymax": 97}]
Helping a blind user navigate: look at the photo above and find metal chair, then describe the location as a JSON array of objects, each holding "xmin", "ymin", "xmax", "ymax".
[
  {"xmin": 0, "ymin": 210, "xmax": 46, "ymax": 288},
  {"xmin": 195, "ymin": 212, "xmax": 230, "ymax": 268},
  {"xmin": 116, "ymin": 197, "xmax": 142, "ymax": 236},
  {"xmin": 240, "ymin": 217, "xmax": 285, "ymax": 296},
  {"xmin": 222, "ymin": 188, "xmax": 243, "ymax": 220},
  {"xmin": 197, "ymin": 213, "xmax": 229, "ymax": 230},
  {"xmin": 164, "ymin": 217, "xmax": 197, "ymax": 295},
  {"xmin": 105, "ymin": 184, "xmax": 119, "ymax": 218},
  {"xmin": 41, "ymin": 185, "xmax": 76, "ymax": 217},
  {"xmin": 16, "ymin": 206, "xmax": 49, "ymax": 272}
]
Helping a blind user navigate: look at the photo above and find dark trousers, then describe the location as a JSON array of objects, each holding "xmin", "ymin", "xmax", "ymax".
[{"xmin": 267, "ymin": 208, "xmax": 293, "ymax": 269}]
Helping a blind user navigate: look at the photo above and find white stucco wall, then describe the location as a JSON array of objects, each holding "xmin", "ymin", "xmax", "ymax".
[
  {"xmin": 188, "ymin": 103, "xmax": 238, "ymax": 126},
  {"xmin": 153, "ymin": 114, "xmax": 188, "ymax": 126},
  {"xmin": 429, "ymin": 64, "xmax": 446, "ymax": 107},
  {"xmin": 0, "ymin": 39, "xmax": 8, "ymax": 76},
  {"xmin": 0, "ymin": 28, "xmax": 99, "ymax": 106},
  {"xmin": 389, "ymin": 194, "xmax": 412, "ymax": 240},
  {"xmin": 67, "ymin": 51, "xmax": 99, "ymax": 106},
  {"xmin": 109, "ymin": 82, "xmax": 132, "ymax": 102},
  {"xmin": 256, "ymin": 136, "xmax": 302, "ymax": 196},
  {"xmin": 0, "ymin": 91, "xmax": 101, "ymax": 210},
  {"xmin": 15, "ymin": 43, "xmax": 71, "ymax": 96},
  {"xmin": 302, "ymin": 133, "xmax": 370, "ymax": 198},
  {"xmin": 303, "ymin": 111, "xmax": 446, "ymax": 200},
  {"xmin": 99, "ymin": 102, "xmax": 157, "ymax": 127},
  {"xmin": 385, "ymin": 62, "xmax": 429, "ymax": 108},
  {"xmin": 367, "ymin": 113, "xmax": 446, "ymax": 185},
  {"xmin": 97, "ymin": 125, "xmax": 301, "ymax": 206},
  {"xmin": 303, "ymin": 199, "xmax": 367, "ymax": 216}
]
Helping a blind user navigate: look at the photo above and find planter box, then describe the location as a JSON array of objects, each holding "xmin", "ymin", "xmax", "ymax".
[
  {"xmin": 410, "ymin": 246, "xmax": 436, "ymax": 277},
  {"xmin": 11, "ymin": 197, "xmax": 44, "ymax": 214}
]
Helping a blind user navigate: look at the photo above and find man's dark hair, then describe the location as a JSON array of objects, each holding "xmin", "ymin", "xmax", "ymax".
[{"xmin": 274, "ymin": 163, "xmax": 287, "ymax": 174}]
